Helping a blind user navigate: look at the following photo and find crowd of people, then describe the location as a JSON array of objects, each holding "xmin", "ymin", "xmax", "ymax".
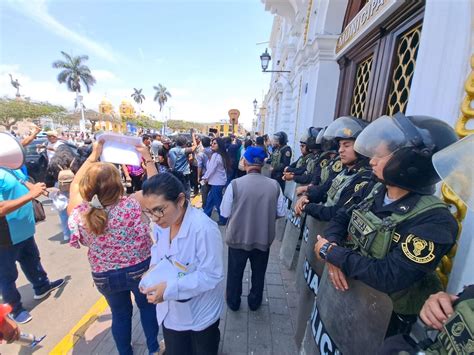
[{"xmin": 0, "ymin": 112, "xmax": 472, "ymax": 354}]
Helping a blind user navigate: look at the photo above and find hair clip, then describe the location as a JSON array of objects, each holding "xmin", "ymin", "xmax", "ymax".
[{"xmin": 89, "ymin": 194, "xmax": 104, "ymax": 209}]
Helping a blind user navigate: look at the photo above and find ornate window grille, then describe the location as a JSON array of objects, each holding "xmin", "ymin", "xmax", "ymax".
[
  {"xmin": 387, "ymin": 24, "xmax": 423, "ymax": 115},
  {"xmin": 350, "ymin": 56, "xmax": 373, "ymax": 118}
]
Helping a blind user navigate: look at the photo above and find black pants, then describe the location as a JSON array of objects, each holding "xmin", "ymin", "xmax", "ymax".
[
  {"xmin": 200, "ymin": 183, "xmax": 210, "ymax": 208},
  {"xmin": 162, "ymin": 319, "xmax": 220, "ymax": 355},
  {"xmin": 126, "ymin": 174, "xmax": 143, "ymax": 194},
  {"xmin": 190, "ymin": 165, "xmax": 199, "ymax": 194},
  {"xmin": 226, "ymin": 247, "xmax": 270, "ymax": 311}
]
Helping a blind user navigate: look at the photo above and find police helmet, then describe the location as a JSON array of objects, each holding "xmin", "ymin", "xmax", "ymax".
[
  {"xmin": 354, "ymin": 112, "xmax": 458, "ymax": 194},
  {"xmin": 323, "ymin": 116, "xmax": 368, "ymax": 141},
  {"xmin": 274, "ymin": 131, "xmax": 288, "ymax": 146},
  {"xmin": 317, "ymin": 126, "xmax": 339, "ymax": 153},
  {"xmin": 300, "ymin": 127, "xmax": 323, "ymax": 150}
]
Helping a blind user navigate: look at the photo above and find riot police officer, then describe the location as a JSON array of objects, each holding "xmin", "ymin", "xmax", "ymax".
[
  {"xmin": 284, "ymin": 127, "xmax": 323, "ymax": 184},
  {"xmin": 315, "ymin": 113, "xmax": 459, "ymax": 338},
  {"xmin": 267, "ymin": 131, "xmax": 292, "ymax": 191},
  {"xmin": 379, "ymin": 134, "xmax": 474, "ymax": 354},
  {"xmin": 297, "ymin": 116, "xmax": 373, "ymax": 220}
]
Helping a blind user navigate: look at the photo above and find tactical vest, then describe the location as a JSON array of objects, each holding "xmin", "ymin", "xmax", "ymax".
[
  {"xmin": 425, "ymin": 298, "xmax": 474, "ymax": 354},
  {"xmin": 346, "ymin": 183, "xmax": 448, "ymax": 315},
  {"xmin": 270, "ymin": 148, "xmax": 281, "ymax": 169},
  {"xmin": 305, "ymin": 152, "xmax": 319, "ymax": 175},
  {"xmin": 325, "ymin": 168, "xmax": 359, "ymax": 207},
  {"xmin": 296, "ymin": 154, "xmax": 308, "ymax": 169}
]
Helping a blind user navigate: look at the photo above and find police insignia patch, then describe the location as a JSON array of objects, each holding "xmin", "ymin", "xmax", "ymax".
[
  {"xmin": 320, "ymin": 159, "xmax": 328, "ymax": 168},
  {"xmin": 401, "ymin": 234, "xmax": 435, "ymax": 264},
  {"xmin": 354, "ymin": 181, "xmax": 368, "ymax": 192},
  {"xmin": 285, "ymin": 151, "xmax": 291, "ymax": 157},
  {"xmin": 332, "ymin": 160, "xmax": 342, "ymax": 172}
]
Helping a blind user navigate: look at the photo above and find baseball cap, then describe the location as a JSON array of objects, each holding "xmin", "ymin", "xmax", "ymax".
[{"xmin": 243, "ymin": 146, "xmax": 266, "ymax": 165}]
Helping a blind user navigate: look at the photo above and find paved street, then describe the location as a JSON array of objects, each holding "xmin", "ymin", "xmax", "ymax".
[
  {"xmin": 0, "ymin": 197, "xmax": 102, "ymax": 355},
  {"xmin": 70, "ymin": 225, "xmax": 299, "ymax": 355},
  {"xmin": 0, "ymin": 200, "xmax": 299, "ymax": 354}
]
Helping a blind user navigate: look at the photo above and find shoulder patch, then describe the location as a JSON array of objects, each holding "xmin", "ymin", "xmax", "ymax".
[
  {"xmin": 320, "ymin": 159, "xmax": 328, "ymax": 168},
  {"xmin": 285, "ymin": 150, "xmax": 291, "ymax": 157},
  {"xmin": 354, "ymin": 181, "xmax": 368, "ymax": 192},
  {"xmin": 401, "ymin": 234, "xmax": 436, "ymax": 264},
  {"xmin": 332, "ymin": 160, "xmax": 342, "ymax": 173}
]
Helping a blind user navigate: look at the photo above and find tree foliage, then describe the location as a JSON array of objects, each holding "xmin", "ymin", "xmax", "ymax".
[
  {"xmin": 131, "ymin": 88, "xmax": 145, "ymax": 105},
  {"xmin": 52, "ymin": 51, "xmax": 96, "ymax": 93},
  {"xmin": 0, "ymin": 98, "xmax": 66, "ymax": 130},
  {"xmin": 153, "ymin": 84, "xmax": 171, "ymax": 111}
]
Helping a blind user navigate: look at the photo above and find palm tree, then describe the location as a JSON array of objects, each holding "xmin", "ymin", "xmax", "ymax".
[
  {"xmin": 153, "ymin": 84, "xmax": 171, "ymax": 112},
  {"xmin": 131, "ymin": 88, "xmax": 145, "ymax": 117},
  {"xmin": 52, "ymin": 51, "xmax": 96, "ymax": 132}
]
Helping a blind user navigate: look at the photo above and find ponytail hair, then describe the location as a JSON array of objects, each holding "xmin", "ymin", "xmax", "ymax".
[
  {"xmin": 79, "ymin": 163, "xmax": 123, "ymax": 235},
  {"xmin": 84, "ymin": 207, "xmax": 108, "ymax": 235}
]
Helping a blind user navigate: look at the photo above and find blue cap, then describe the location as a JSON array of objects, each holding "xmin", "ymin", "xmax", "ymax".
[{"xmin": 243, "ymin": 146, "xmax": 266, "ymax": 165}]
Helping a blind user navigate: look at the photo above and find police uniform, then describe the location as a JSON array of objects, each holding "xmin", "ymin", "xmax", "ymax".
[
  {"xmin": 379, "ymin": 285, "xmax": 474, "ymax": 354},
  {"xmin": 292, "ymin": 151, "xmax": 321, "ymax": 185},
  {"xmin": 270, "ymin": 144, "xmax": 292, "ymax": 191},
  {"xmin": 323, "ymin": 184, "xmax": 458, "ymax": 336},
  {"xmin": 305, "ymin": 155, "xmax": 342, "ymax": 204},
  {"xmin": 303, "ymin": 162, "xmax": 373, "ymax": 221}
]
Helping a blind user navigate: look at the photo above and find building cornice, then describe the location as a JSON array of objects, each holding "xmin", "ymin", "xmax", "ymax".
[{"xmin": 294, "ymin": 34, "xmax": 339, "ymax": 69}]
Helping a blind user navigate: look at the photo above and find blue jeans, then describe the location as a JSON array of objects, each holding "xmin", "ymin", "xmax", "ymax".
[
  {"xmin": 59, "ymin": 207, "xmax": 70, "ymax": 239},
  {"xmin": 0, "ymin": 237, "xmax": 50, "ymax": 313},
  {"xmin": 91, "ymin": 258, "xmax": 159, "ymax": 355},
  {"xmin": 203, "ymin": 185, "xmax": 226, "ymax": 224}
]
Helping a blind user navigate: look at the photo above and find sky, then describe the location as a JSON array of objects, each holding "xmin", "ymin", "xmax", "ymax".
[{"xmin": 0, "ymin": 0, "xmax": 274, "ymax": 129}]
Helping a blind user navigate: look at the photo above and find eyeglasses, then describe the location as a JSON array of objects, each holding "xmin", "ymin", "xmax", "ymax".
[{"xmin": 142, "ymin": 205, "xmax": 169, "ymax": 219}]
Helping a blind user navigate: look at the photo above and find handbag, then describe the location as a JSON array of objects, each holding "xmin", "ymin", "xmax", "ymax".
[{"xmin": 32, "ymin": 199, "xmax": 46, "ymax": 223}]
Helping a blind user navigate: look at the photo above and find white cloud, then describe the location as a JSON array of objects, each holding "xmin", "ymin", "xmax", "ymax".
[{"xmin": 6, "ymin": 0, "xmax": 118, "ymax": 63}]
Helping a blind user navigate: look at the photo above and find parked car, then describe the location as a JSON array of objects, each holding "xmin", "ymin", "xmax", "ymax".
[
  {"xmin": 24, "ymin": 138, "xmax": 48, "ymax": 182},
  {"xmin": 24, "ymin": 139, "xmax": 79, "ymax": 183}
]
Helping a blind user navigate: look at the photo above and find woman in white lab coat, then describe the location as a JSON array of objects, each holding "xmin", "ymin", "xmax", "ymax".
[{"xmin": 140, "ymin": 172, "xmax": 224, "ymax": 355}]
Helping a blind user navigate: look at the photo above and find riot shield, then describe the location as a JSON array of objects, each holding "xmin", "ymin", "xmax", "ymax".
[
  {"xmin": 300, "ymin": 268, "xmax": 393, "ymax": 354},
  {"xmin": 279, "ymin": 201, "xmax": 304, "ymax": 269},
  {"xmin": 284, "ymin": 180, "xmax": 296, "ymax": 201},
  {"xmin": 433, "ymin": 134, "xmax": 474, "ymax": 210},
  {"xmin": 275, "ymin": 193, "xmax": 291, "ymax": 242},
  {"xmin": 294, "ymin": 216, "xmax": 328, "ymax": 347}
]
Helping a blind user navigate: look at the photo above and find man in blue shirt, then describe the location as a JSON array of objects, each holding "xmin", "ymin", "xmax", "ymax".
[
  {"xmin": 168, "ymin": 134, "xmax": 197, "ymax": 195},
  {"xmin": 0, "ymin": 168, "xmax": 65, "ymax": 324}
]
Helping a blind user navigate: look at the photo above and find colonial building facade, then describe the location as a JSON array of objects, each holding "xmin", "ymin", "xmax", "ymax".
[{"xmin": 260, "ymin": 0, "xmax": 473, "ymax": 297}]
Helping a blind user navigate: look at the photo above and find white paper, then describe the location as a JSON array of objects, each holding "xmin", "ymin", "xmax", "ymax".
[
  {"xmin": 97, "ymin": 133, "xmax": 142, "ymax": 166},
  {"xmin": 139, "ymin": 257, "xmax": 184, "ymax": 290}
]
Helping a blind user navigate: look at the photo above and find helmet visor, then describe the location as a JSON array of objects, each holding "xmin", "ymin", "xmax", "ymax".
[
  {"xmin": 324, "ymin": 116, "xmax": 364, "ymax": 140},
  {"xmin": 433, "ymin": 134, "xmax": 474, "ymax": 210},
  {"xmin": 315, "ymin": 127, "xmax": 326, "ymax": 144},
  {"xmin": 354, "ymin": 116, "xmax": 410, "ymax": 158}
]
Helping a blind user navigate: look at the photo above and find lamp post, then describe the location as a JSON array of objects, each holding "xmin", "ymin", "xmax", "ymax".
[
  {"xmin": 252, "ymin": 99, "xmax": 258, "ymax": 136},
  {"xmin": 260, "ymin": 48, "xmax": 290, "ymax": 73}
]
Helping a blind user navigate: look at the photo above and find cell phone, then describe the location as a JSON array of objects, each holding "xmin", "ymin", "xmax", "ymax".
[{"xmin": 189, "ymin": 128, "xmax": 194, "ymax": 135}]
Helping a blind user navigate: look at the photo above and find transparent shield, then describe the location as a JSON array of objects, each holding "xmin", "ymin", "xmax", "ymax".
[
  {"xmin": 354, "ymin": 116, "xmax": 409, "ymax": 158},
  {"xmin": 323, "ymin": 116, "xmax": 365, "ymax": 140},
  {"xmin": 432, "ymin": 134, "xmax": 474, "ymax": 210}
]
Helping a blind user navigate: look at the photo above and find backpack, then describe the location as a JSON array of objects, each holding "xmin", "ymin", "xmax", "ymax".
[{"xmin": 58, "ymin": 159, "xmax": 75, "ymax": 193}]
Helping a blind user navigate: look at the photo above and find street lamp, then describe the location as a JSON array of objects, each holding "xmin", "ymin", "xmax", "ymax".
[{"xmin": 260, "ymin": 48, "xmax": 290, "ymax": 73}]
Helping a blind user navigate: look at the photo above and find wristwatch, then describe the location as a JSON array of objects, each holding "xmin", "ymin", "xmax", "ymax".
[{"xmin": 319, "ymin": 242, "xmax": 333, "ymax": 260}]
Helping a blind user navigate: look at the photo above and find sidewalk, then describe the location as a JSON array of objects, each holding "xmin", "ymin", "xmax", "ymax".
[{"xmin": 69, "ymin": 227, "xmax": 299, "ymax": 355}]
